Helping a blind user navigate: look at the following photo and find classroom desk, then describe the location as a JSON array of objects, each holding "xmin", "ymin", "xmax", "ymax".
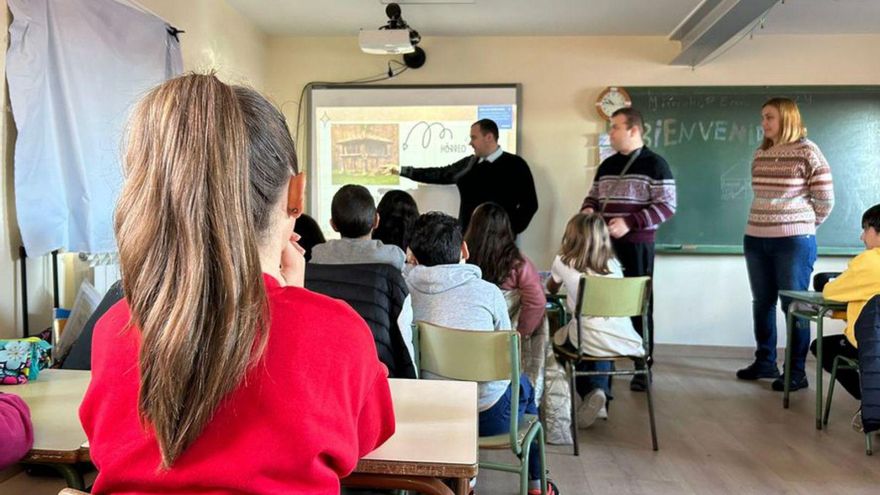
[
  {"xmin": 0, "ymin": 369, "xmax": 91, "ymax": 489},
  {"xmin": 7, "ymin": 371, "xmax": 478, "ymax": 495},
  {"xmin": 344, "ymin": 379, "xmax": 479, "ymax": 495},
  {"xmin": 778, "ymin": 290, "xmax": 847, "ymax": 429},
  {"xmin": 545, "ymin": 289, "xmax": 570, "ymax": 329}
]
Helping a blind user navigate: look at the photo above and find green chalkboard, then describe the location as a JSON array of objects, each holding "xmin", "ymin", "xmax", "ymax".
[{"xmin": 626, "ymin": 86, "xmax": 880, "ymax": 255}]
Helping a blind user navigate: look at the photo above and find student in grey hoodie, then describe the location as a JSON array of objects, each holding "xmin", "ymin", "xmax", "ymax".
[
  {"xmin": 310, "ymin": 185, "xmax": 406, "ymax": 270},
  {"xmin": 406, "ymin": 212, "xmax": 556, "ymax": 494}
]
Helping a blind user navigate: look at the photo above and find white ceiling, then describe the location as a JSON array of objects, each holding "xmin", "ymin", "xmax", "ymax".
[{"xmin": 225, "ymin": 0, "xmax": 880, "ymax": 37}]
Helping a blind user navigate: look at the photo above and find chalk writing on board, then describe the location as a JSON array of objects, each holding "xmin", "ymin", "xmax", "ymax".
[
  {"xmin": 402, "ymin": 121, "xmax": 454, "ymax": 151},
  {"xmin": 643, "ymin": 119, "xmax": 762, "ymax": 148},
  {"xmin": 646, "ymin": 94, "xmax": 813, "ymax": 112},
  {"xmin": 720, "ymin": 163, "xmax": 750, "ymax": 201}
]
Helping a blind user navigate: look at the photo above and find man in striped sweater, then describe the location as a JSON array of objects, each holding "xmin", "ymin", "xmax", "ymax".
[{"xmin": 581, "ymin": 107, "xmax": 677, "ymax": 391}]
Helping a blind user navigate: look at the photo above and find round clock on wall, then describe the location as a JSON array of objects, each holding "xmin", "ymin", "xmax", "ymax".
[{"xmin": 595, "ymin": 86, "xmax": 632, "ymax": 121}]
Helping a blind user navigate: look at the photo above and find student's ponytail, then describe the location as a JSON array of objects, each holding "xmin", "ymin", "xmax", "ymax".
[{"xmin": 115, "ymin": 74, "xmax": 296, "ymax": 467}]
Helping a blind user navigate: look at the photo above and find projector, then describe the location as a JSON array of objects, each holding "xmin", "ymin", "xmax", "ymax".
[{"xmin": 359, "ymin": 29, "xmax": 415, "ymax": 55}]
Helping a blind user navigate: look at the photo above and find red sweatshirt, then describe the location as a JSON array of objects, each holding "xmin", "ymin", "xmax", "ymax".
[{"xmin": 80, "ymin": 274, "xmax": 395, "ymax": 495}]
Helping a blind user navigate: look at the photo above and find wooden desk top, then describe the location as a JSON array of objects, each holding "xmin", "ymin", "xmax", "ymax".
[
  {"xmin": 357, "ymin": 378, "xmax": 479, "ymax": 478},
  {"xmin": 0, "ymin": 369, "xmax": 91, "ymax": 463},
  {"xmin": 6, "ymin": 371, "xmax": 478, "ymax": 479}
]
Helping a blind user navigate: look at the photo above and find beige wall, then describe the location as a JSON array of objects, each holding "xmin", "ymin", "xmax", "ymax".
[
  {"xmin": 0, "ymin": 0, "xmax": 269, "ymax": 339},
  {"xmin": 265, "ymin": 34, "xmax": 880, "ymax": 346},
  {"xmin": 139, "ymin": 0, "xmax": 268, "ymax": 89}
]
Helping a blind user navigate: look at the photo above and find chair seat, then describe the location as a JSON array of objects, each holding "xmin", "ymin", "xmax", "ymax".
[
  {"xmin": 480, "ymin": 413, "xmax": 539, "ymax": 450},
  {"xmin": 552, "ymin": 342, "xmax": 644, "ymax": 362}
]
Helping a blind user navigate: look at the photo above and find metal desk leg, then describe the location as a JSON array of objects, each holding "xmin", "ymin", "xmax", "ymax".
[
  {"xmin": 815, "ymin": 313, "xmax": 825, "ymax": 430},
  {"xmin": 48, "ymin": 463, "xmax": 85, "ymax": 490},
  {"xmin": 783, "ymin": 309, "xmax": 794, "ymax": 409}
]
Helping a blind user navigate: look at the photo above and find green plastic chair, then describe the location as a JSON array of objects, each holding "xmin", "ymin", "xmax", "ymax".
[
  {"xmin": 822, "ymin": 354, "xmax": 873, "ymax": 455},
  {"xmin": 552, "ymin": 275, "xmax": 658, "ymax": 455},
  {"xmin": 416, "ymin": 321, "xmax": 549, "ymax": 495}
]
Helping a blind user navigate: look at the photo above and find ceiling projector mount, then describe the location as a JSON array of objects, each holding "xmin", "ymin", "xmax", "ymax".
[{"xmin": 359, "ymin": 2, "xmax": 426, "ymax": 69}]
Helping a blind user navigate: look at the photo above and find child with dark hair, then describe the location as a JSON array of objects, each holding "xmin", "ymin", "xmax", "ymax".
[
  {"xmin": 464, "ymin": 202, "xmax": 544, "ymax": 337},
  {"xmin": 373, "ymin": 190, "xmax": 419, "ymax": 253},
  {"xmin": 810, "ymin": 203, "xmax": 880, "ymax": 429},
  {"xmin": 405, "ymin": 212, "xmax": 557, "ymax": 495},
  {"xmin": 292, "ymin": 213, "xmax": 325, "ymax": 262},
  {"xmin": 311, "ymin": 185, "xmax": 406, "ymax": 269}
]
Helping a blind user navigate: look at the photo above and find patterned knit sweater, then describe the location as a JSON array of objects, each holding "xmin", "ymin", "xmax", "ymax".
[
  {"xmin": 746, "ymin": 138, "xmax": 834, "ymax": 238},
  {"xmin": 580, "ymin": 147, "xmax": 676, "ymax": 243}
]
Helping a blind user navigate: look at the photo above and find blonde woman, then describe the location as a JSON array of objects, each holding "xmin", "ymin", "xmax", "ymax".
[
  {"xmin": 737, "ymin": 97, "xmax": 834, "ymax": 392},
  {"xmin": 547, "ymin": 213, "xmax": 644, "ymax": 428},
  {"xmin": 79, "ymin": 74, "xmax": 395, "ymax": 494}
]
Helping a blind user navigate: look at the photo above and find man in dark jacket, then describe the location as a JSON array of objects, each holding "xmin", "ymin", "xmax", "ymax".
[{"xmin": 396, "ymin": 119, "xmax": 538, "ymax": 236}]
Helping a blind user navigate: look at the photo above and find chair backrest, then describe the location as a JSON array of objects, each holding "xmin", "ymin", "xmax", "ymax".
[
  {"xmin": 577, "ymin": 275, "xmax": 651, "ymax": 319},
  {"xmin": 417, "ymin": 321, "xmax": 519, "ymax": 382},
  {"xmin": 416, "ymin": 321, "xmax": 524, "ymax": 452}
]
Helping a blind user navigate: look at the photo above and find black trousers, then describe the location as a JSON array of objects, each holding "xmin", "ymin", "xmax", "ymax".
[
  {"xmin": 811, "ymin": 335, "xmax": 861, "ymax": 400},
  {"xmin": 611, "ymin": 239, "xmax": 655, "ymax": 363}
]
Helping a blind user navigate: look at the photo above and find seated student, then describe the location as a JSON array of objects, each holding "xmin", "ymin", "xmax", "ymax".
[
  {"xmin": 305, "ymin": 186, "xmax": 416, "ymax": 378},
  {"xmin": 405, "ymin": 212, "xmax": 557, "ymax": 495},
  {"xmin": 548, "ymin": 213, "xmax": 645, "ymax": 429},
  {"xmin": 292, "ymin": 213, "xmax": 325, "ymax": 262},
  {"xmin": 372, "ymin": 190, "xmax": 420, "ymax": 253},
  {"xmin": 311, "ymin": 185, "xmax": 406, "ymax": 270},
  {"xmin": 79, "ymin": 74, "xmax": 394, "ymax": 494},
  {"xmin": 60, "ymin": 280, "xmax": 124, "ymax": 370},
  {"xmin": 810, "ymin": 203, "xmax": 880, "ymax": 428},
  {"xmin": 0, "ymin": 392, "xmax": 33, "ymax": 470},
  {"xmin": 464, "ymin": 202, "xmax": 548, "ymax": 404},
  {"xmin": 464, "ymin": 202, "xmax": 545, "ymax": 337}
]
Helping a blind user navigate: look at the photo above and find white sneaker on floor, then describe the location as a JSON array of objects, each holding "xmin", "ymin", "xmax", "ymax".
[
  {"xmin": 578, "ymin": 389, "xmax": 606, "ymax": 429},
  {"xmin": 598, "ymin": 405, "xmax": 608, "ymax": 420},
  {"xmin": 853, "ymin": 409, "xmax": 865, "ymax": 434}
]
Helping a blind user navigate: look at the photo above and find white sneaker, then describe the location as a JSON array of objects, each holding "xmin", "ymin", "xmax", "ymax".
[
  {"xmin": 853, "ymin": 409, "xmax": 865, "ymax": 434},
  {"xmin": 598, "ymin": 405, "xmax": 608, "ymax": 420},
  {"xmin": 578, "ymin": 389, "xmax": 606, "ymax": 429}
]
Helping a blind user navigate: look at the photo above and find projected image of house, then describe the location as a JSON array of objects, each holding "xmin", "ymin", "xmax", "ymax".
[{"xmin": 331, "ymin": 124, "xmax": 399, "ymax": 185}]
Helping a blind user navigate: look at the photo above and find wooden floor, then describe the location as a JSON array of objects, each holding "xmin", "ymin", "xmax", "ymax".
[
  {"xmin": 479, "ymin": 351, "xmax": 879, "ymax": 494},
  {"xmin": 3, "ymin": 349, "xmax": 879, "ymax": 494}
]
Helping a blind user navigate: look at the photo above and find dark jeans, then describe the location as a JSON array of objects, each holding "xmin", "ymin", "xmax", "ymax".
[
  {"xmin": 743, "ymin": 234, "xmax": 817, "ymax": 378},
  {"xmin": 811, "ymin": 335, "xmax": 861, "ymax": 400},
  {"xmin": 479, "ymin": 374, "xmax": 541, "ymax": 481},
  {"xmin": 575, "ymin": 360, "xmax": 613, "ymax": 400},
  {"xmin": 611, "ymin": 240, "xmax": 655, "ymax": 362}
]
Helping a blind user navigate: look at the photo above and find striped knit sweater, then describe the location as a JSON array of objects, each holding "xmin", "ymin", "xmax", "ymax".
[
  {"xmin": 580, "ymin": 147, "xmax": 676, "ymax": 243},
  {"xmin": 746, "ymin": 138, "xmax": 834, "ymax": 238}
]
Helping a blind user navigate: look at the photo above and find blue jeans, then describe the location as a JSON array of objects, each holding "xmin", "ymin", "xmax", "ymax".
[
  {"xmin": 743, "ymin": 235, "xmax": 817, "ymax": 378},
  {"xmin": 479, "ymin": 374, "xmax": 541, "ymax": 481},
  {"xmin": 576, "ymin": 360, "xmax": 613, "ymax": 400}
]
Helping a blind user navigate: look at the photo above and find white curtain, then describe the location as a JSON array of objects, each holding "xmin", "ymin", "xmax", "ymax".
[{"xmin": 6, "ymin": 0, "xmax": 183, "ymax": 256}]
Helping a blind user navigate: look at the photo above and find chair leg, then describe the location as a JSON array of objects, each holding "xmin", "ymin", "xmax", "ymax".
[
  {"xmin": 520, "ymin": 448, "xmax": 530, "ymax": 495},
  {"xmin": 823, "ymin": 356, "xmax": 840, "ymax": 428},
  {"xmin": 538, "ymin": 425, "xmax": 548, "ymax": 495},
  {"xmin": 567, "ymin": 360, "xmax": 579, "ymax": 456},
  {"xmin": 867, "ymin": 432, "xmax": 873, "ymax": 456},
  {"xmin": 645, "ymin": 367, "xmax": 659, "ymax": 451}
]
